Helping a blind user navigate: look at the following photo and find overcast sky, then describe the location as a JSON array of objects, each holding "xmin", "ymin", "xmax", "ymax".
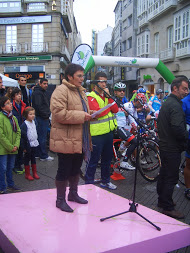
[{"xmin": 73, "ymin": 0, "xmax": 118, "ymax": 46}]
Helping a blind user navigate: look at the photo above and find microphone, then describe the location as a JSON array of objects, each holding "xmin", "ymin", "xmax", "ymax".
[{"xmin": 86, "ymin": 80, "xmax": 107, "ymax": 85}]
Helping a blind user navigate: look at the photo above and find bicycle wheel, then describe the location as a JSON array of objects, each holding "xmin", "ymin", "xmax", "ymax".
[
  {"xmin": 138, "ymin": 144, "xmax": 161, "ymax": 182},
  {"xmin": 179, "ymin": 157, "xmax": 185, "ymax": 185}
]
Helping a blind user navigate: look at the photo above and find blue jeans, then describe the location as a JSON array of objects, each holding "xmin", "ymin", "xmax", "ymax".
[
  {"xmin": 85, "ymin": 131, "xmax": 113, "ymax": 184},
  {"xmin": 36, "ymin": 117, "xmax": 49, "ymax": 159},
  {"xmin": 0, "ymin": 154, "xmax": 16, "ymax": 191}
]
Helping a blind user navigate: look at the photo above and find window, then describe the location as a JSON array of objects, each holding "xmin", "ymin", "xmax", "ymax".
[
  {"xmin": 137, "ymin": 37, "xmax": 141, "ymax": 55},
  {"xmin": 154, "ymin": 33, "xmax": 159, "ymax": 53},
  {"xmin": 127, "ymin": 37, "xmax": 132, "ymax": 49},
  {"xmin": 174, "ymin": 8, "xmax": 190, "ymax": 56},
  {"xmin": 128, "ymin": 15, "xmax": 132, "ymax": 27},
  {"xmin": 182, "ymin": 11, "xmax": 189, "ymax": 39},
  {"xmin": 136, "ymin": 31, "xmax": 150, "ymax": 56},
  {"xmin": 10, "ymin": 2, "xmax": 19, "ymax": 7},
  {"xmin": 28, "ymin": 3, "xmax": 46, "ymax": 11},
  {"xmin": 32, "ymin": 24, "xmax": 44, "ymax": 52},
  {"xmin": 122, "ymin": 41, "xmax": 126, "ymax": 52},
  {"xmin": 175, "ymin": 16, "xmax": 181, "ymax": 42},
  {"xmin": 142, "ymin": 35, "xmax": 145, "ymax": 54},
  {"xmin": 0, "ymin": 3, "xmax": 8, "ymax": 8},
  {"xmin": 167, "ymin": 26, "xmax": 173, "ymax": 48},
  {"xmin": 146, "ymin": 34, "xmax": 149, "ymax": 53},
  {"xmin": 6, "ymin": 25, "xmax": 17, "ymax": 53}
]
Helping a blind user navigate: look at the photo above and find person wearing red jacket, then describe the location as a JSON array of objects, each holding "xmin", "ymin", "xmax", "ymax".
[
  {"xmin": 85, "ymin": 72, "xmax": 118, "ymax": 190},
  {"xmin": 11, "ymin": 88, "xmax": 26, "ymax": 174}
]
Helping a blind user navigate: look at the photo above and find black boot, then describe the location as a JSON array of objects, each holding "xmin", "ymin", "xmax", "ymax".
[
  {"xmin": 55, "ymin": 180, "xmax": 73, "ymax": 213},
  {"xmin": 68, "ymin": 175, "xmax": 88, "ymax": 204}
]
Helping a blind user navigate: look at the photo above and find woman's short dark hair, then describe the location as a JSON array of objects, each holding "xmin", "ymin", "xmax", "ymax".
[
  {"xmin": 64, "ymin": 63, "xmax": 84, "ymax": 81},
  {"xmin": 23, "ymin": 106, "xmax": 35, "ymax": 119},
  {"xmin": 0, "ymin": 96, "xmax": 9, "ymax": 110},
  {"xmin": 95, "ymin": 72, "xmax": 107, "ymax": 80},
  {"xmin": 171, "ymin": 77, "xmax": 189, "ymax": 91},
  {"xmin": 11, "ymin": 87, "xmax": 21, "ymax": 99}
]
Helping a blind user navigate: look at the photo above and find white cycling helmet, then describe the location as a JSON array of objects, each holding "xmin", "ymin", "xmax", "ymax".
[{"xmin": 114, "ymin": 82, "xmax": 126, "ymax": 90}]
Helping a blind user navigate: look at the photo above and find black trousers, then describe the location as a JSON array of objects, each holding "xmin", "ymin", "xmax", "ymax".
[
  {"xmin": 56, "ymin": 153, "xmax": 83, "ymax": 181},
  {"xmin": 157, "ymin": 150, "xmax": 181, "ymax": 211},
  {"xmin": 24, "ymin": 147, "xmax": 37, "ymax": 166}
]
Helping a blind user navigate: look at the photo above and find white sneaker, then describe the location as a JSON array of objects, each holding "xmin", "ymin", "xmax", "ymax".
[
  {"xmin": 40, "ymin": 156, "xmax": 54, "ymax": 161},
  {"xmin": 140, "ymin": 160, "xmax": 148, "ymax": 165},
  {"xmin": 120, "ymin": 161, "xmax": 135, "ymax": 170},
  {"xmin": 100, "ymin": 182, "xmax": 117, "ymax": 190}
]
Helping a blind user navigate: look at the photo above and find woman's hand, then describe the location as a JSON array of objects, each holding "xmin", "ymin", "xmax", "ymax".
[
  {"xmin": 84, "ymin": 112, "xmax": 92, "ymax": 121},
  {"xmin": 11, "ymin": 146, "xmax": 18, "ymax": 152}
]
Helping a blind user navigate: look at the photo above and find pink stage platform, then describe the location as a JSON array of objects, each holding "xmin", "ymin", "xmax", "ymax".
[{"xmin": 0, "ymin": 185, "xmax": 190, "ymax": 253}]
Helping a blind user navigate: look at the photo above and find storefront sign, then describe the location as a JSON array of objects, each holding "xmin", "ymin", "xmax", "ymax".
[
  {"xmin": 143, "ymin": 74, "xmax": 152, "ymax": 80},
  {"xmin": 5, "ymin": 72, "xmax": 45, "ymax": 80},
  {"xmin": 0, "ymin": 16, "xmax": 52, "ymax": 25},
  {"xmin": 0, "ymin": 55, "xmax": 52, "ymax": 62}
]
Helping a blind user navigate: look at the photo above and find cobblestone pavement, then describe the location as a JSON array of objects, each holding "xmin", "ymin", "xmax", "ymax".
[{"xmin": 3, "ymin": 151, "xmax": 190, "ymax": 253}]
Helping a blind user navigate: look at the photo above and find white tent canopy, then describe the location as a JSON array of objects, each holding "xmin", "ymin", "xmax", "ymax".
[{"xmin": 0, "ymin": 73, "xmax": 18, "ymax": 87}]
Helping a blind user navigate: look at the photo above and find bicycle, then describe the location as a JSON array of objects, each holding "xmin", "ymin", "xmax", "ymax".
[
  {"xmin": 80, "ymin": 127, "xmax": 161, "ymax": 183},
  {"xmin": 111, "ymin": 128, "xmax": 161, "ymax": 182}
]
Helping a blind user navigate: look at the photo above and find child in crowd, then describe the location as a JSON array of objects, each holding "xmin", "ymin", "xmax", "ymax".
[
  {"xmin": 5, "ymin": 87, "xmax": 13, "ymax": 100},
  {"xmin": 11, "ymin": 88, "xmax": 26, "ymax": 174},
  {"xmin": 0, "ymin": 96, "xmax": 21, "ymax": 194},
  {"xmin": 20, "ymin": 107, "xmax": 40, "ymax": 180}
]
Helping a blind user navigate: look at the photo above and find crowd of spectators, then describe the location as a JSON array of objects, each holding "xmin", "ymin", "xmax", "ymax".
[{"xmin": 0, "ymin": 69, "xmax": 189, "ymax": 220}]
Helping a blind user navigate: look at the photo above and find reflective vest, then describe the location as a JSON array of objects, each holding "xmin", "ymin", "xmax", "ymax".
[{"xmin": 88, "ymin": 91, "xmax": 117, "ymax": 136}]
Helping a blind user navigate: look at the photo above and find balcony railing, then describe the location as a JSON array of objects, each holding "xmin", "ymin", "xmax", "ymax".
[
  {"xmin": 0, "ymin": 44, "xmax": 21, "ymax": 54},
  {"xmin": 25, "ymin": 42, "xmax": 49, "ymax": 53},
  {"xmin": 24, "ymin": 0, "xmax": 49, "ymax": 2},
  {"xmin": 148, "ymin": 0, "xmax": 177, "ymax": 21},
  {"xmin": 0, "ymin": 42, "xmax": 71, "ymax": 56},
  {"xmin": 0, "ymin": 1, "xmax": 23, "ymax": 14},
  {"xmin": 176, "ymin": 45, "xmax": 190, "ymax": 58},
  {"xmin": 138, "ymin": 14, "xmax": 148, "ymax": 28},
  {"xmin": 148, "ymin": 52, "xmax": 160, "ymax": 58},
  {"xmin": 160, "ymin": 47, "xmax": 175, "ymax": 61}
]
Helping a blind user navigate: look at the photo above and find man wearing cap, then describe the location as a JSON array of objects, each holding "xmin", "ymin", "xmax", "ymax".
[{"xmin": 163, "ymin": 90, "xmax": 169, "ymax": 102}]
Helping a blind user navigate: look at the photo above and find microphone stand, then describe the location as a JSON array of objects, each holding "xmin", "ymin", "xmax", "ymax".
[{"xmin": 94, "ymin": 83, "xmax": 161, "ymax": 231}]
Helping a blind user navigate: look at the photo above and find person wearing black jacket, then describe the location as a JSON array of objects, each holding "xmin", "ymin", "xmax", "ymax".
[
  {"xmin": 18, "ymin": 76, "xmax": 30, "ymax": 106},
  {"xmin": 0, "ymin": 76, "xmax": 6, "ymax": 97},
  {"xmin": 32, "ymin": 78, "xmax": 54, "ymax": 161},
  {"xmin": 157, "ymin": 77, "xmax": 189, "ymax": 219}
]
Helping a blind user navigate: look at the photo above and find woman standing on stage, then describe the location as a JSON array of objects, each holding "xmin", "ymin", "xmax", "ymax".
[{"xmin": 50, "ymin": 63, "xmax": 92, "ymax": 213}]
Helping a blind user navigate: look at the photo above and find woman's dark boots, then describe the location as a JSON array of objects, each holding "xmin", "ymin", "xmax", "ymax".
[
  {"xmin": 68, "ymin": 175, "xmax": 88, "ymax": 204},
  {"xmin": 55, "ymin": 180, "xmax": 73, "ymax": 213}
]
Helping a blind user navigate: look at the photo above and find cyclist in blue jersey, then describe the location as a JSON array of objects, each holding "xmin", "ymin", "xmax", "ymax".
[
  {"xmin": 148, "ymin": 88, "xmax": 163, "ymax": 113},
  {"xmin": 182, "ymin": 92, "xmax": 190, "ymax": 200}
]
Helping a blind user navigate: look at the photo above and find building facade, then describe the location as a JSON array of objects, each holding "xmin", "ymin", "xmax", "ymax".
[
  {"xmin": 0, "ymin": 0, "xmax": 81, "ymax": 86},
  {"xmin": 113, "ymin": 0, "xmax": 138, "ymax": 99},
  {"xmin": 137, "ymin": 0, "xmax": 190, "ymax": 93}
]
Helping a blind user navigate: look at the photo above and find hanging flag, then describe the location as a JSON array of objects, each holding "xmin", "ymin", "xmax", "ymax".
[{"xmin": 71, "ymin": 44, "xmax": 95, "ymax": 74}]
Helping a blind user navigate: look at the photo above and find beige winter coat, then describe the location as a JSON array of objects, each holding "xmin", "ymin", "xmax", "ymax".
[{"xmin": 50, "ymin": 79, "xmax": 92, "ymax": 154}]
